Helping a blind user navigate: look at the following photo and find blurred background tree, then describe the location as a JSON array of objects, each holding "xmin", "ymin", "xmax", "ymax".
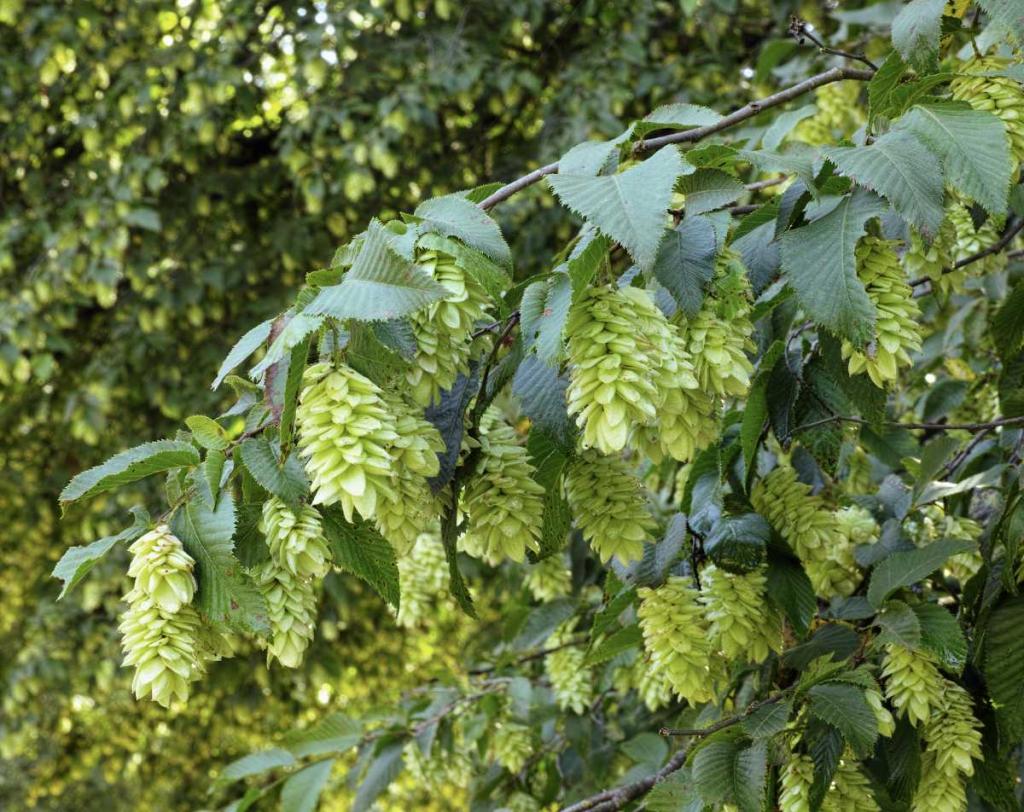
[{"xmin": 0, "ymin": 0, "xmax": 890, "ymax": 808}]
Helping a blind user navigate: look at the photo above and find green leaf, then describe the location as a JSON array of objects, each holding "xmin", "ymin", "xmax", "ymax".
[
  {"xmin": 519, "ymin": 273, "xmax": 572, "ymax": 366},
  {"xmin": 738, "ymin": 148, "xmax": 817, "ymax": 193},
  {"xmin": 280, "ymin": 759, "xmax": 334, "ymax": 812},
  {"xmin": 321, "ymin": 506, "xmax": 400, "ymax": 610},
  {"xmin": 914, "ymin": 603, "xmax": 967, "ymax": 674},
  {"xmin": 868, "ymin": 51, "xmax": 908, "ymax": 126},
  {"xmin": 891, "ymin": 0, "xmax": 945, "ymax": 71},
  {"xmin": 635, "ymin": 513, "xmax": 688, "ymax": 587},
  {"xmin": 983, "ymin": 596, "xmax": 1024, "ymax": 740},
  {"xmin": 425, "ymin": 367, "xmax": 479, "ymax": 493},
  {"xmin": 761, "ymin": 104, "xmax": 816, "ymax": 151},
  {"xmin": 766, "ymin": 551, "xmax": 816, "ymax": 637},
  {"xmin": 992, "ymin": 275, "xmax": 1024, "ymax": 360},
  {"xmin": 548, "ymin": 145, "xmax": 685, "ymax": 269},
  {"xmin": 824, "ymin": 130, "xmax": 944, "ymax": 237},
  {"xmin": 705, "ymin": 513, "xmax": 769, "ymax": 573},
  {"xmin": 213, "ymin": 319, "xmax": 272, "ymax": 389},
  {"xmin": 634, "ymin": 102, "xmax": 721, "ymax": 136},
  {"xmin": 651, "ymin": 216, "xmax": 717, "ymax": 317},
  {"xmin": 807, "ymin": 683, "xmax": 879, "ymax": 756},
  {"xmin": 512, "ymin": 355, "xmax": 572, "ymax": 443},
  {"xmin": 867, "ymin": 538, "xmax": 975, "ymax": 608},
  {"xmin": 874, "ymin": 601, "xmax": 922, "ymax": 648},
  {"xmin": 807, "ymin": 720, "xmax": 844, "ymax": 808},
  {"xmin": 559, "ymin": 136, "xmax": 623, "ymax": 176},
  {"xmin": 741, "ymin": 699, "xmax": 793, "ymax": 739},
  {"xmin": 305, "ymin": 219, "xmax": 449, "ymax": 322},
  {"xmin": 417, "ymin": 231, "xmax": 511, "ymax": 306},
  {"xmin": 784, "ymin": 624, "xmax": 859, "ymax": 671},
  {"xmin": 415, "ymin": 192, "xmax": 512, "ymax": 266},
  {"xmin": 677, "ymin": 168, "xmax": 745, "ymax": 214},
  {"xmin": 250, "ymin": 313, "xmax": 322, "ymax": 379},
  {"xmin": 537, "ymin": 487, "xmax": 573, "ymax": 560},
  {"xmin": 898, "ymin": 102, "xmax": 1011, "ymax": 216},
  {"xmin": 692, "ymin": 739, "xmax": 767, "ymax": 812},
  {"xmin": 513, "ymin": 598, "xmax": 575, "ymax": 649},
  {"xmin": 285, "ymin": 713, "xmax": 362, "ymax": 758},
  {"xmin": 61, "ymin": 440, "xmax": 201, "ymax": 506},
  {"xmin": 644, "ymin": 770, "xmax": 701, "ymax": 812},
  {"xmin": 52, "ymin": 507, "xmax": 150, "ymax": 599},
  {"xmin": 172, "ymin": 491, "xmax": 269, "ymax": 634},
  {"xmin": 238, "ymin": 437, "xmax": 309, "ymax": 507},
  {"xmin": 585, "ymin": 625, "xmax": 642, "ymax": 667},
  {"xmin": 185, "ymin": 415, "xmax": 228, "ymax": 451},
  {"xmin": 976, "ymin": 0, "xmax": 1024, "ymax": 43},
  {"xmin": 780, "ymin": 189, "xmax": 885, "ymax": 345},
  {"xmin": 741, "ymin": 341, "xmax": 784, "ymax": 481},
  {"xmin": 218, "ymin": 748, "xmax": 295, "ymax": 783},
  {"xmin": 563, "ymin": 225, "xmax": 611, "ymax": 296},
  {"xmin": 279, "ymin": 334, "xmax": 312, "ymax": 450}
]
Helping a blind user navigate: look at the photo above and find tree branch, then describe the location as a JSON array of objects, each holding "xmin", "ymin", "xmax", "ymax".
[
  {"xmin": 788, "ymin": 17, "xmax": 878, "ymax": 70},
  {"xmin": 794, "ymin": 413, "xmax": 1024, "ymax": 434},
  {"xmin": 910, "ymin": 216, "xmax": 1024, "ymax": 289},
  {"xmin": 478, "ymin": 67, "xmax": 873, "ymax": 210}
]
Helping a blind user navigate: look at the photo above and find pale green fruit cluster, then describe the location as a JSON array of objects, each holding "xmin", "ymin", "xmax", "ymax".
[
  {"xmin": 951, "ymin": 55, "xmax": 1024, "ymax": 168},
  {"xmin": 461, "ymin": 416, "xmax": 545, "ymax": 563},
  {"xmin": 821, "ymin": 755, "xmax": 880, "ymax": 812},
  {"xmin": 297, "ymin": 362, "xmax": 399, "ymax": 521},
  {"xmin": 119, "ymin": 525, "xmax": 201, "ymax": 707},
  {"xmin": 256, "ymin": 498, "xmax": 331, "ymax": 668},
  {"xmin": 904, "ymin": 219, "xmax": 959, "ymax": 295},
  {"xmin": 923, "ymin": 680, "xmax": 982, "ymax": 777},
  {"xmin": 751, "ymin": 465, "xmax": 852, "ymax": 598},
  {"xmin": 947, "ymin": 200, "xmax": 1007, "ymax": 277},
  {"xmin": 910, "ymin": 504, "xmax": 983, "ymax": 584},
  {"xmin": 406, "ymin": 248, "xmax": 492, "ymax": 407},
  {"xmin": 523, "ymin": 554, "xmax": 571, "ymax": 602},
  {"xmin": 395, "ymin": 531, "xmax": 448, "ymax": 628},
  {"xmin": 375, "ymin": 391, "xmax": 444, "ymax": 555},
  {"xmin": 679, "ymin": 248, "xmax": 755, "ymax": 399},
  {"xmin": 912, "ymin": 753, "xmax": 967, "ymax": 812},
  {"xmin": 545, "ymin": 622, "xmax": 593, "ymax": 714},
  {"xmin": 828, "ymin": 505, "xmax": 879, "ymax": 596},
  {"xmin": 882, "ymin": 644, "xmax": 944, "ymax": 726},
  {"xmin": 779, "ymin": 752, "xmax": 815, "ymax": 812},
  {"xmin": 403, "ymin": 737, "xmax": 473, "ymax": 794},
  {"xmin": 792, "ymin": 80, "xmax": 864, "ymax": 145},
  {"xmin": 699, "ymin": 564, "xmax": 783, "ymax": 662},
  {"xmin": 842, "ymin": 236, "xmax": 922, "ymax": 388},
  {"xmin": 866, "ymin": 686, "xmax": 896, "ymax": 738},
  {"xmin": 632, "ymin": 656, "xmax": 674, "ymax": 711},
  {"xmin": 490, "ymin": 720, "xmax": 534, "ymax": 773},
  {"xmin": 565, "ymin": 450, "xmax": 656, "ymax": 563},
  {"xmin": 637, "ymin": 576, "xmax": 717, "ymax": 705}
]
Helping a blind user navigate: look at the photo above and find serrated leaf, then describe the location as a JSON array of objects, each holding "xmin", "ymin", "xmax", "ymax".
[
  {"xmin": 738, "ymin": 148, "xmax": 817, "ymax": 193},
  {"xmin": 280, "ymin": 759, "xmax": 334, "ymax": 812},
  {"xmin": 218, "ymin": 748, "xmax": 296, "ymax": 783},
  {"xmin": 808, "ymin": 683, "xmax": 878, "ymax": 756},
  {"xmin": 705, "ymin": 513, "xmax": 769, "ymax": 573},
  {"xmin": 548, "ymin": 146, "xmax": 685, "ymax": 269},
  {"xmin": 250, "ymin": 313, "xmax": 322, "ymax": 379},
  {"xmin": 891, "ymin": 0, "xmax": 945, "ymax": 71},
  {"xmin": 526, "ymin": 428, "xmax": 571, "ymax": 491},
  {"xmin": 635, "ymin": 102, "xmax": 721, "ymax": 136},
  {"xmin": 584, "ymin": 625, "xmax": 642, "ymax": 667},
  {"xmin": 692, "ymin": 739, "xmax": 767, "ymax": 812},
  {"xmin": 992, "ymin": 276, "xmax": 1024, "ymax": 360},
  {"xmin": 172, "ymin": 492, "xmax": 268, "ymax": 634},
  {"xmin": 424, "ymin": 367, "xmax": 478, "ymax": 493},
  {"xmin": 868, "ymin": 51, "xmax": 907, "ymax": 126},
  {"xmin": 677, "ymin": 168, "xmax": 745, "ymax": 214},
  {"xmin": 807, "ymin": 720, "xmax": 845, "ymax": 809},
  {"xmin": 537, "ymin": 487, "xmax": 573, "ymax": 560},
  {"xmin": 762, "ymin": 104, "xmax": 817, "ymax": 151},
  {"xmin": 976, "ymin": 0, "xmax": 1024, "ymax": 43},
  {"xmin": 875, "ymin": 601, "xmax": 922, "ymax": 648},
  {"xmin": 563, "ymin": 225, "xmax": 611, "ymax": 296},
  {"xmin": 914, "ymin": 602, "xmax": 967, "ymax": 673},
  {"xmin": 53, "ymin": 507, "xmax": 150, "ymax": 599},
  {"xmin": 784, "ymin": 624, "xmax": 860, "ymax": 671},
  {"xmin": 984, "ymin": 596, "xmax": 1024, "ymax": 740},
  {"xmin": 898, "ymin": 102, "xmax": 1011, "ymax": 216},
  {"xmin": 780, "ymin": 189, "xmax": 885, "ymax": 345},
  {"xmin": 279, "ymin": 335, "xmax": 312, "ymax": 450},
  {"xmin": 415, "ymin": 193, "xmax": 512, "ymax": 266},
  {"xmin": 867, "ymin": 538, "xmax": 975, "ymax": 607},
  {"xmin": 353, "ymin": 742, "xmax": 405, "ymax": 812},
  {"xmin": 519, "ymin": 273, "xmax": 572, "ymax": 366},
  {"xmin": 651, "ymin": 216, "xmax": 717, "ymax": 317},
  {"xmin": 644, "ymin": 770, "xmax": 701, "ymax": 812},
  {"xmin": 559, "ymin": 137, "xmax": 622, "ymax": 176},
  {"xmin": 61, "ymin": 440, "xmax": 201, "ymax": 506},
  {"xmin": 285, "ymin": 713, "xmax": 362, "ymax": 758},
  {"xmin": 238, "ymin": 437, "xmax": 309, "ymax": 506},
  {"xmin": 593, "ymin": 586, "xmax": 637, "ymax": 638},
  {"xmin": 514, "ymin": 598, "xmax": 575, "ymax": 650},
  {"xmin": 512, "ymin": 354, "xmax": 571, "ymax": 443},
  {"xmin": 766, "ymin": 553, "xmax": 816, "ymax": 639},
  {"xmin": 742, "ymin": 699, "xmax": 793, "ymax": 739},
  {"xmin": 305, "ymin": 219, "xmax": 449, "ymax": 322},
  {"xmin": 742, "ymin": 341, "xmax": 784, "ymax": 481},
  {"xmin": 185, "ymin": 415, "xmax": 228, "ymax": 451},
  {"xmin": 824, "ymin": 130, "xmax": 944, "ymax": 237},
  {"xmin": 321, "ymin": 506, "xmax": 399, "ymax": 610},
  {"xmin": 634, "ymin": 513, "xmax": 688, "ymax": 588}
]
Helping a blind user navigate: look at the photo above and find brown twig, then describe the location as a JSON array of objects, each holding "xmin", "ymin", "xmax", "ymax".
[
  {"xmin": 468, "ymin": 636, "xmax": 587, "ymax": 676},
  {"xmin": 795, "ymin": 413, "xmax": 1024, "ymax": 434},
  {"xmin": 788, "ymin": 17, "xmax": 879, "ymax": 71},
  {"xmin": 477, "ymin": 67, "xmax": 873, "ymax": 210},
  {"xmin": 911, "ymin": 216, "xmax": 1024, "ymax": 289}
]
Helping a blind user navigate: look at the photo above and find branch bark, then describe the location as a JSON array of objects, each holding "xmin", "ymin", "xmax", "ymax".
[{"xmin": 478, "ymin": 66, "xmax": 874, "ymax": 211}]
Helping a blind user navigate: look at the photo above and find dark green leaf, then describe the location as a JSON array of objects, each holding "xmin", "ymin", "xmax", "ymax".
[
  {"xmin": 584, "ymin": 625, "xmax": 642, "ymax": 667},
  {"xmin": 874, "ymin": 601, "xmax": 922, "ymax": 648},
  {"xmin": 651, "ymin": 216, "xmax": 717, "ymax": 317},
  {"xmin": 741, "ymin": 699, "xmax": 793, "ymax": 739},
  {"xmin": 913, "ymin": 603, "xmax": 967, "ymax": 674},
  {"xmin": 519, "ymin": 273, "xmax": 572, "ymax": 366},
  {"xmin": 705, "ymin": 513, "xmax": 770, "ymax": 573},
  {"xmin": 53, "ymin": 507, "xmax": 150, "ymax": 599},
  {"xmin": 867, "ymin": 538, "xmax": 975, "ymax": 607},
  {"xmin": 238, "ymin": 437, "xmax": 309, "ymax": 507},
  {"xmin": 766, "ymin": 551, "xmax": 816, "ymax": 637},
  {"xmin": 280, "ymin": 759, "xmax": 334, "ymax": 812},
  {"xmin": 424, "ymin": 367, "xmax": 479, "ymax": 493},
  {"xmin": 983, "ymin": 596, "xmax": 1024, "ymax": 740},
  {"xmin": 677, "ymin": 168, "xmax": 745, "ymax": 214},
  {"xmin": 415, "ymin": 193, "xmax": 511, "ymax": 266},
  {"xmin": 61, "ymin": 440, "xmax": 201, "ymax": 506},
  {"xmin": 891, "ymin": 0, "xmax": 945, "ymax": 71},
  {"xmin": 352, "ymin": 742, "xmax": 405, "ymax": 812},
  {"xmin": 321, "ymin": 506, "xmax": 400, "ymax": 610}
]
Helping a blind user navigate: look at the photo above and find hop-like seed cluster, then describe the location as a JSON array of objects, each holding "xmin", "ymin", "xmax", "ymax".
[
  {"xmin": 256, "ymin": 498, "xmax": 331, "ymax": 668},
  {"xmin": 297, "ymin": 362, "xmax": 397, "ymax": 521},
  {"xmin": 923, "ymin": 680, "xmax": 983, "ymax": 777},
  {"xmin": 947, "ymin": 201, "xmax": 1007, "ymax": 278},
  {"xmin": 821, "ymin": 756, "xmax": 880, "ymax": 812},
  {"xmin": 751, "ymin": 466, "xmax": 848, "ymax": 598},
  {"xmin": 545, "ymin": 622, "xmax": 593, "ymax": 714},
  {"xmin": 842, "ymin": 237, "xmax": 922, "ymax": 388},
  {"xmin": 882, "ymin": 644, "xmax": 944, "ymax": 727},
  {"xmin": 565, "ymin": 450, "xmax": 656, "ymax": 563},
  {"xmin": 491, "ymin": 720, "xmax": 534, "ymax": 773},
  {"xmin": 633, "ymin": 658, "xmax": 675, "ymax": 711},
  {"xmin": 461, "ymin": 416, "xmax": 545, "ymax": 564},
  {"xmin": 678, "ymin": 248, "xmax": 755, "ymax": 399},
  {"xmin": 910, "ymin": 504, "xmax": 983, "ymax": 584},
  {"xmin": 638, "ymin": 576, "xmax": 717, "ymax": 705},
  {"xmin": 912, "ymin": 753, "xmax": 968, "ymax": 812},
  {"xmin": 904, "ymin": 219, "xmax": 959, "ymax": 295},
  {"xmin": 779, "ymin": 753, "xmax": 815, "ymax": 812},
  {"xmin": 828, "ymin": 505, "xmax": 878, "ymax": 597},
  {"xmin": 395, "ymin": 531, "xmax": 448, "ymax": 628},
  {"xmin": 792, "ymin": 81, "xmax": 864, "ymax": 145},
  {"xmin": 119, "ymin": 525, "xmax": 201, "ymax": 707},
  {"xmin": 700, "ymin": 565, "xmax": 783, "ymax": 662},
  {"xmin": 406, "ymin": 247, "xmax": 492, "ymax": 407},
  {"xmin": 523, "ymin": 554, "xmax": 572, "ymax": 602},
  {"xmin": 866, "ymin": 686, "xmax": 896, "ymax": 738},
  {"xmin": 951, "ymin": 56, "xmax": 1024, "ymax": 169}
]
